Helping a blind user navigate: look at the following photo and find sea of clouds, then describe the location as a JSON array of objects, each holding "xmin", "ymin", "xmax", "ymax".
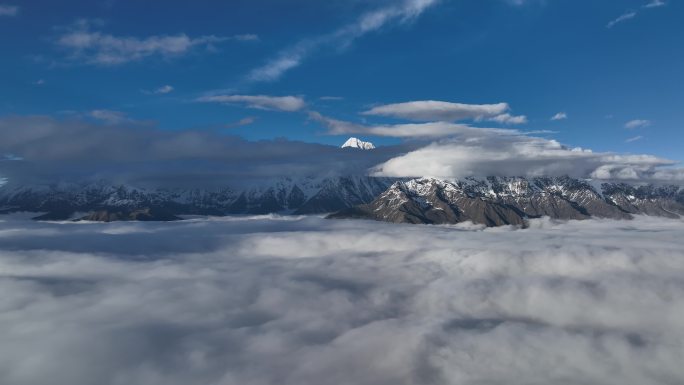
[{"xmin": 1, "ymin": 215, "xmax": 684, "ymax": 385}]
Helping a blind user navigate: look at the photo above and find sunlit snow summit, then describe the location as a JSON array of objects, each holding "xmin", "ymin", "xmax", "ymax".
[{"xmin": 341, "ymin": 137, "xmax": 376, "ymax": 150}]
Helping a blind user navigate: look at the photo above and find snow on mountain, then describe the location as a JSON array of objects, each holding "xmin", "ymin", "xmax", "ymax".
[
  {"xmin": 341, "ymin": 137, "xmax": 376, "ymax": 150},
  {"xmin": 4, "ymin": 174, "xmax": 683, "ymax": 224},
  {"xmin": 330, "ymin": 176, "xmax": 684, "ymax": 226},
  {"xmin": 0, "ymin": 176, "xmax": 395, "ymax": 220}
]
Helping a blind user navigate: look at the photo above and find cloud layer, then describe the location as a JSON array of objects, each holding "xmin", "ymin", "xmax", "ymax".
[
  {"xmin": 1, "ymin": 215, "xmax": 684, "ymax": 385},
  {"xmin": 0, "ymin": 4, "xmax": 18, "ymax": 16},
  {"xmin": 308, "ymin": 101, "xmax": 683, "ymax": 182},
  {"xmin": 362, "ymin": 101, "xmax": 527, "ymax": 125},
  {"xmin": 247, "ymin": 0, "xmax": 440, "ymax": 82},
  {"xmin": 0, "ymin": 115, "xmax": 412, "ymax": 187},
  {"xmin": 310, "ymin": 111, "xmax": 511, "ymax": 138},
  {"xmin": 551, "ymin": 112, "xmax": 568, "ymax": 121},
  {"xmin": 55, "ymin": 20, "xmax": 257, "ymax": 65},
  {"xmin": 198, "ymin": 95, "xmax": 307, "ymax": 112},
  {"xmin": 607, "ymin": 11, "xmax": 637, "ymax": 28},
  {"xmin": 606, "ymin": 1, "xmax": 666, "ymax": 29},
  {"xmin": 626, "ymin": 119, "xmax": 651, "ymax": 129},
  {"xmin": 372, "ymin": 133, "xmax": 683, "ymax": 181}
]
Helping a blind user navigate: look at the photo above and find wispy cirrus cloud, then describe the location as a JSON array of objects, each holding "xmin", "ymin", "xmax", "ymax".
[
  {"xmin": 644, "ymin": 0, "xmax": 666, "ymax": 8},
  {"xmin": 54, "ymin": 20, "xmax": 257, "ymax": 66},
  {"xmin": 142, "ymin": 85, "xmax": 174, "ymax": 95},
  {"xmin": 607, "ymin": 0, "xmax": 666, "ymax": 28},
  {"xmin": 625, "ymin": 119, "xmax": 651, "ymax": 129},
  {"xmin": 362, "ymin": 101, "xmax": 527, "ymax": 125},
  {"xmin": 626, "ymin": 135, "xmax": 644, "ymax": 143},
  {"xmin": 89, "ymin": 109, "xmax": 130, "ymax": 124},
  {"xmin": 607, "ymin": 11, "xmax": 637, "ymax": 28},
  {"xmin": 319, "ymin": 96, "xmax": 345, "ymax": 101},
  {"xmin": 247, "ymin": 0, "xmax": 441, "ymax": 82},
  {"xmin": 489, "ymin": 112, "xmax": 528, "ymax": 125},
  {"xmin": 225, "ymin": 116, "xmax": 257, "ymax": 128},
  {"xmin": 198, "ymin": 95, "xmax": 307, "ymax": 112},
  {"xmin": 311, "ymin": 111, "xmax": 513, "ymax": 138},
  {"xmin": 0, "ymin": 4, "xmax": 18, "ymax": 16}
]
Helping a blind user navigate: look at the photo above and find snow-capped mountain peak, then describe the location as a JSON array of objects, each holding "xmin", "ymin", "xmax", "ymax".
[{"xmin": 341, "ymin": 137, "xmax": 375, "ymax": 150}]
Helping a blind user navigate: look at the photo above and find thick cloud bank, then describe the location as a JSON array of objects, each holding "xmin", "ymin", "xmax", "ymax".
[
  {"xmin": 372, "ymin": 135, "xmax": 684, "ymax": 181},
  {"xmin": 0, "ymin": 115, "xmax": 413, "ymax": 187},
  {"xmin": 1, "ymin": 215, "xmax": 684, "ymax": 385}
]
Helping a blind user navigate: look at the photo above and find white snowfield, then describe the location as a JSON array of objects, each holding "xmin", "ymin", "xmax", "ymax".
[
  {"xmin": 341, "ymin": 137, "xmax": 376, "ymax": 150},
  {"xmin": 1, "ymin": 215, "xmax": 684, "ymax": 385}
]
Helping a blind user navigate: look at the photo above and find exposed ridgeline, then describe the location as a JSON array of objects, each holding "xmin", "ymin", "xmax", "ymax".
[
  {"xmin": 2, "ymin": 175, "xmax": 682, "ymax": 225},
  {"xmin": 0, "ymin": 176, "xmax": 394, "ymax": 221},
  {"xmin": 329, "ymin": 177, "xmax": 684, "ymax": 227}
]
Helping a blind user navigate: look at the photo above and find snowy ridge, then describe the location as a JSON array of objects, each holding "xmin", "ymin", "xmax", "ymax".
[{"xmin": 331, "ymin": 177, "xmax": 684, "ymax": 226}]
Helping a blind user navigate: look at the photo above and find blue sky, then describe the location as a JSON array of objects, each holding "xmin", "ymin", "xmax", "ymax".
[{"xmin": 1, "ymin": 0, "xmax": 682, "ymax": 163}]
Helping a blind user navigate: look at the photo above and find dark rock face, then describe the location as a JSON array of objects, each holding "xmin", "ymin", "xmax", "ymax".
[
  {"xmin": 329, "ymin": 177, "xmax": 684, "ymax": 227},
  {"xmin": 602, "ymin": 183, "xmax": 684, "ymax": 218},
  {"xmin": 295, "ymin": 177, "xmax": 394, "ymax": 214},
  {"xmin": 79, "ymin": 208, "xmax": 181, "ymax": 222},
  {"xmin": 0, "ymin": 176, "xmax": 395, "ymax": 221}
]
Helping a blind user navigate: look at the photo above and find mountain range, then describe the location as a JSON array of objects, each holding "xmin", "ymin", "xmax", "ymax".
[
  {"xmin": 330, "ymin": 177, "xmax": 684, "ymax": 226},
  {"xmin": 0, "ymin": 176, "xmax": 394, "ymax": 221},
  {"xmin": 2, "ymin": 137, "xmax": 682, "ymax": 225},
  {"xmin": 2, "ymin": 175, "xmax": 682, "ymax": 226}
]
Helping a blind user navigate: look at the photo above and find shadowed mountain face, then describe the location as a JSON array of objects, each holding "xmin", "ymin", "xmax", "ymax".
[
  {"xmin": 3, "ymin": 175, "xmax": 683, "ymax": 225},
  {"xmin": 329, "ymin": 177, "xmax": 684, "ymax": 227},
  {"xmin": 0, "ymin": 176, "xmax": 395, "ymax": 221}
]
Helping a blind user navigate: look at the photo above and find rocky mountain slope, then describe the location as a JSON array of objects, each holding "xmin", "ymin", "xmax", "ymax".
[
  {"xmin": 329, "ymin": 177, "xmax": 684, "ymax": 226},
  {"xmin": 0, "ymin": 176, "xmax": 394, "ymax": 221}
]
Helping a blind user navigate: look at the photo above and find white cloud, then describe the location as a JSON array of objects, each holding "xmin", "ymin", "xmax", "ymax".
[
  {"xmin": 606, "ymin": 1, "xmax": 666, "ymax": 29},
  {"xmin": 142, "ymin": 85, "xmax": 174, "ymax": 95},
  {"xmin": 310, "ymin": 111, "xmax": 517, "ymax": 138},
  {"xmin": 247, "ymin": 0, "xmax": 440, "ymax": 82},
  {"xmin": 607, "ymin": 11, "xmax": 637, "ymax": 28},
  {"xmin": 626, "ymin": 136, "xmax": 644, "ymax": 143},
  {"xmin": 371, "ymin": 131, "xmax": 683, "ymax": 181},
  {"xmin": 225, "ymin": 116, "xmax": 257, "ymax": 128},
  {"xmin": 311, "ymin": 110, "xmax": 683, "ymax": 182},
  {"xmin": 361, "ymin": 100, "xmax": 527, "ymax": 125},
  {"xmin": 1, "ymin": 215, "xmax": 684, "ymax": 385},
  {"xmin": 0, "ymin": 4, "xmax": 18, "ymax": 16},
  {"xmin": 489, "ymin": 113, "xmax": 528, "ymax": 125},
  {"xmin": 551, "ymin": 112, "xmax": 568, "ymax": 121},
  {"xmin": 89, "ymin": 109, "xmax": 129, "ymax": 124},
  {"xmin": 233, "ymin": 34, "xmax": 260, "ymax": 42},
  {"xmin": 644, "ymin": 0, "xmax": 666, "ymax": 8},
  {"xmin": 362, "ymin": 101, "xmax": 509, "ymax": 121},
  {"xmin": 55, "ymin": 20, "xmax": 257, "ymax": 65},
  {"xmin": 0, "ymin": 115, "xmax": 409, "ymax": 186},
  {"xmin": 625, "ymin": 119, "xmax": 651, "ymax": 129},
  {"xmin": 148, "ymin": 84, "xmax": 174, "ymax": 95},
  {"xmin": 198, "ymin": 95, "xmax": 306, "ymax": 112}
]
